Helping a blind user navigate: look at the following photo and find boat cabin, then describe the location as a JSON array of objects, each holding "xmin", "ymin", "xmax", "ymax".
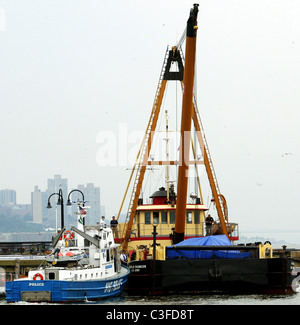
[{"xmin": 119, "ymin": 187, "xmax": 208, "ymax": 260}]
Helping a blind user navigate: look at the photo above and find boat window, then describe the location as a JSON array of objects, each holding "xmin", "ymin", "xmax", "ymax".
[
  {"xmin": 161, "ymin": 211, "xmax": 167, "ymax": 224},
  {"xmin": 186, "ymin": 211, "xmax": 192, "ymax": 224},
  {"xmin": 153, "ymin": 211, "xmax": 159, "ymax": 224},
  {"xmin": 194, "ymin": 210, "xmax": 200, "ymax": 224},
  {"xmin": 145, "ymin": 212, "xmax": 151, "ymax": 224},
  {"xmin": 106, "ymin": 249, "xmax": 110, "ymax": 262},
  {"xmin": 170, "ymin": 211, "xmax": 175, "ymax": 224},
  {"xmin": 49, "ymin": 272, "xmax": 55, "ymax": 280}
]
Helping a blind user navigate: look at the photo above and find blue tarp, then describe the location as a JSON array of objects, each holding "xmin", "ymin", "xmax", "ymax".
[
  {"xmin": 174, "ymin": 235, "xmax": 232, "ymax": 247},
  {"xmin": 166, "ymin": 235, "xmax": 251, "ymax": 260}
]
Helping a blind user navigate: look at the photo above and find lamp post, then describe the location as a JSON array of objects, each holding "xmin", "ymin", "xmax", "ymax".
[
  {"xmin": 152, "ymin": 223, "xmax": 158, "ymax": 261},
  {"xmin": 47, "ymin": 189, "xmax": 86, "ymax": 229},
  {"xmin": 151, "ymin": 223, "xmax": 158, "ymax": 294},
  {"xmin": 66, "ymin": 189, "xmax": 85, "ymax": 225},
  {"xmin": 46, "ymin": 189, "xmax": 64, "ymax": 229}
]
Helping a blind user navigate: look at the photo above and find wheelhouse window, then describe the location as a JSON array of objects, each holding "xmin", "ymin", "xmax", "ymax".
[
  {"xmin": 170, "ymin": 211, "xmax": 175, "ymax": 224},
  {"xmin": 153, "ymin": 211, "xmax": 159, "ymax": 224},
  {"xmin": 186, "ymin": 211, "xmax": 192, "ymax": 223},
  {"xmin": 194, "ymin": 210, "xmax": 200, "ymax": 224},
  {"xmin": 145, "ymin": 212, "xmax": 151, "ymax": 224},
  {"xmin": 161, "ymin": 211, "xmax": 168, "ymax": 224}
]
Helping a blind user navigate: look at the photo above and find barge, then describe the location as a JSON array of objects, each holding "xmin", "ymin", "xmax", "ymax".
[{"xmin": 115, "ymin": 4, "xmax": 298, "ymax": 295}]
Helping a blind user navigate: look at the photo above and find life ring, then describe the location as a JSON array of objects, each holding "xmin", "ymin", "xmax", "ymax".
[
  {"xmin": 33, "ymin": 273, "xmax": 43, "ymax": 280},
  {"xmin": 64, "ymin": 231, "xmax": 74, "ymax": 241}
]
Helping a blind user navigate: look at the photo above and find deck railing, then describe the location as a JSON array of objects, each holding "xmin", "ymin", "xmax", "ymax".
[{"xmin": 115, "ymin": 222, "xmax": 239, "ymax": 241}]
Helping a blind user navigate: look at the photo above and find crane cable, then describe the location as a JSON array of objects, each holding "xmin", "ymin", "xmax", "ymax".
[{"xmin": 176, "ymin": 27, "xmax": 187, "ymax": 48}]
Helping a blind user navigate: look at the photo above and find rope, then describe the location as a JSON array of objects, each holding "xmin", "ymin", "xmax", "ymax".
[{"xmin": 176, "ymin": 27, "xmax": 187, "ymax": 48}]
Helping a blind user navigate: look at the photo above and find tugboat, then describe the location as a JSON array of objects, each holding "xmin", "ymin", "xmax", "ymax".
[
  {"xmin": 115, "ymin": 4, "xmax": 297, "ymax": 295},
  {"xmin": 5, "ymin": 204, "xmax": 129, "ymax": 303}
]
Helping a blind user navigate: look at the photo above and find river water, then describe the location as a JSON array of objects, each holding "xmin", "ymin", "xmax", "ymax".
[{"xmin": 1, "ymin": 291, "xmax": 300, "ymax": 305}]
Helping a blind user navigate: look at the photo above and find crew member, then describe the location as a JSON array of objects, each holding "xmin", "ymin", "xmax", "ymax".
[
  {"xmin": 110, "ymin": 216, "xmax": 119, "ymax": 237},
  {"xmin": 205, "ymin": 214, "xmax": 214, "ymax": 236},
  {"xmin": 100, "ymin": 216, "xmax": 106, "ymax": 228},
  {"xmin": 120, "ymin": 250, "xmax": 128, "ymax": 265}
]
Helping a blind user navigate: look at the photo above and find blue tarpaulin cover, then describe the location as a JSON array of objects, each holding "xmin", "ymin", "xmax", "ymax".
[{"xmin": 166, "ymin": 235, "xmax": 251, "ymax": 259}]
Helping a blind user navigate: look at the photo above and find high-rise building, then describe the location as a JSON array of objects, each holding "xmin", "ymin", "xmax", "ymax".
[
  {"xmin": 45, "ymin": 175, "xmax": 68, "ymax": 229},
  {"xmin": 31, "ymin": 186, "xmax": 43, "ymax": 223},
  {"xmin": 71, "ymin": 183, "xmax": 100, "ymax": 225},
  {"xmin": 0, "ymin": 189, "xmax": 16, "ymax": 206},
  {"xmin": 31, "ymin": 186, "xmax": 48, "ymax": 224}
]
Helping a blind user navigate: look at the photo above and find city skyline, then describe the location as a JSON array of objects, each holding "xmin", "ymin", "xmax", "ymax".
[
  {"xmin": 0, "ymin": 1, "xmax": 299, "ymax": 233},
  {"xmin": 0, "ymin": 174, "xmax": 103, "ymax": 229}
]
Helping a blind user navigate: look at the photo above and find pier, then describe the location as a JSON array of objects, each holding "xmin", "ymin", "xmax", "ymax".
[{"xmin": 0, "ymin": 241, "xmax": 52, "ymax": 279}]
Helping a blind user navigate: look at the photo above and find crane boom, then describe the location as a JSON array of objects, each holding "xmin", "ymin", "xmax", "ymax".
[
  {"xmin": 120, "ymin": 4, "xmax": 230, "ymax": 250},
  {"xmin": 174, "ymin": 4, "xmax": 199, "ymax": 244}
]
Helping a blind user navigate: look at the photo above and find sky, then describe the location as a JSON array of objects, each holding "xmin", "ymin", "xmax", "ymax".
[{"xmin": 0, "ymin": 0, "xmax": 299, "ymax": 233}]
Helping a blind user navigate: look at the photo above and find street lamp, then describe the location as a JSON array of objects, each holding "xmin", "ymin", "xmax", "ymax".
[
  {"xmin": 66, "ymin": 189, "xmax": 85, "ymax": 206},
  {"xmin": 66, "ymin": 189, "xmax": 85, "ymax": 225},
  {"xmin": 47, "ymin": 189, "xmax": 86, "ymax": 229},
  {"xmin": 152, "ymin": 222, "xmax": 159, "ymax": 261},
  {"xmin": 46, "ymin": 189, "xmax": 64, "ymax": 229}
]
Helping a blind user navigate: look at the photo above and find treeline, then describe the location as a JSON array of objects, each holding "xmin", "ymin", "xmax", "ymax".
[{"xmin": 0, "ymin": 214, "xmax": 44, "ymax": 233}]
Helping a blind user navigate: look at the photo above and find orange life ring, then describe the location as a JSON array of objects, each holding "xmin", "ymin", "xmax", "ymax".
[
  {"xmin": 33, "ymin": 273, "xmax": 43, "ymax": 280},
  {"xmin": 64, "ymin": 231, "xmax": 74, "ymax": 240}
]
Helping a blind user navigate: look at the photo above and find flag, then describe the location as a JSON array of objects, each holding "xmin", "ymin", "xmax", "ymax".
[{"xmin": 79, "ymin": 206, "xmax": 87, "ymax": 215}]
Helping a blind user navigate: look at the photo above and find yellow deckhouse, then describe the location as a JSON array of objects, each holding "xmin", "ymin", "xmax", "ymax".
[{"xmin": 118, "ymin": 187, "xmax": 208, "ymax": 260}]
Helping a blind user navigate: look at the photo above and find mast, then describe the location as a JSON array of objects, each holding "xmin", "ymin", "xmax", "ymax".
[
  {"xmin": 174, "ymin": 4, "xmax": 199, "ymax": 244},
  {"xmin": 165, "ymin": 110, "xmax": 170, "ymax": 202},
  {"xmin": 119, "ymin": 3, "xmax": 232, "ymax": 251}
]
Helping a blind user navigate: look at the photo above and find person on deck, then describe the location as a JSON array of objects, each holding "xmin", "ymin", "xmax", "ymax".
[
  {"xmin": 110, "ymin": 216, "xmax": 119, "ymax": 237},
  {"xmin": 100, "ymin": 216, "xmax": 106, "ymax": 228},
  {"xmin": 205, "ymin": 214, "xmax": 214, "ymax": 236},
  {"xmin": 120, "ymin": 250, "xmax": 128, "ymax": 265}
]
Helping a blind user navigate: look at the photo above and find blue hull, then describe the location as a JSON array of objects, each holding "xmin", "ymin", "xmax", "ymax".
[{"xmin": 5, "ymin": 269, "xmax": 129, "ymax": 303}]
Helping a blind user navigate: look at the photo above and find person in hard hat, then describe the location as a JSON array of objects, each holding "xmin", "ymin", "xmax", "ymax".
[{"xmin": 120, "ymin": 250, "xmax": 128, "ymax": 265}]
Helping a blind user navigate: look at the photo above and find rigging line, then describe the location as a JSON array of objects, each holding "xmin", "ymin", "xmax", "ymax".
[
  {"xmin": 176, "ymin": 27, "xmax": 187, "ymax": 48},
  {"xmin": 156, "ymin": 81, "xmax": 169, "ymax": 131}
]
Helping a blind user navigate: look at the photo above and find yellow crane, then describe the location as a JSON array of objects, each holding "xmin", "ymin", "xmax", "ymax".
[{"xmin": 118, "ymin": 4, "xmax": 229, "ymax": 251}]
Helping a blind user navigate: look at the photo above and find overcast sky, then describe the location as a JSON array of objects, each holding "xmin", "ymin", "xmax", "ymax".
[{"xmin": 0, "ymin": 0, "xmax": 299, "ymax": 233}]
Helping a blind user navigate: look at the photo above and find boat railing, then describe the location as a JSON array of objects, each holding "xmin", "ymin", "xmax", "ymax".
[
  {"xmin": 116, "ymin": 221, "xmax": 239, "ymax": 241},
  {"xmin": 130, "ymin": 222, "xmax": 205, "ymax": 239},
  {"xmin": 0, "ymin": 241, "xmax": 52, "ymax": 255}
]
